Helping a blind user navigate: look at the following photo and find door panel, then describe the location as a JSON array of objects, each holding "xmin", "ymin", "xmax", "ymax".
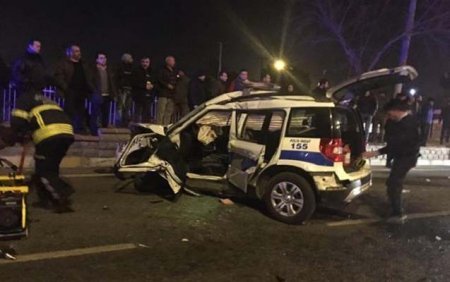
[{"xmin": 228, "ymin": 139, "xmax": 266, "ymax": 192}]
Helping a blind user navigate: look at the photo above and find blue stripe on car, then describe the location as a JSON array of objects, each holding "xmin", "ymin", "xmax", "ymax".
[{"xmin": 279, "ymin": 150, "xmax": 333, "ymax": 166}]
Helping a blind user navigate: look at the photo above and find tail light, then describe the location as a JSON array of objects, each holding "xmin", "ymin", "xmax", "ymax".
[{"xmin": 320, "ymin": 138, "xmax": 344, "ymax": 162}]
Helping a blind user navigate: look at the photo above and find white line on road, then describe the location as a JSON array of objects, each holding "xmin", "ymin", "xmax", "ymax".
[
  {"xmin": 0, "ymin": 243, "xmax": 138, "ymax": 265},
  {"xmin": 327, "ymin": 210, "xmax": 450, "ymax": 227}
]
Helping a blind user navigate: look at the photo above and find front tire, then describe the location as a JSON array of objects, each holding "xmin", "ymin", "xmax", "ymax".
[{"xmin": 263, "ymin": 172, "xmax": 316, "ymax": 224}]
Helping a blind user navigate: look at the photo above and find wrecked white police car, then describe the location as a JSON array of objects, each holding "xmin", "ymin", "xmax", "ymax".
[{"xmin": 114, "ymin": 66, "xmax": 418, "ymax": 224}]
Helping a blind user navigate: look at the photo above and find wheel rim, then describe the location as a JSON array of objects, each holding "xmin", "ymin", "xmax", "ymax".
[{"xmin": 270, "ymin": 181, "xmax": 304, "ymax": 217}]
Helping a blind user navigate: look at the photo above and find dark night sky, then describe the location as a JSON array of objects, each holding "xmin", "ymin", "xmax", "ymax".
[
  {"xmin": 0, "ymin": 0, "xmax": 287, "ymax": 77},
  {"xmin": 0, "ymin": 0, "xmax": 448, "ymax": 98}
]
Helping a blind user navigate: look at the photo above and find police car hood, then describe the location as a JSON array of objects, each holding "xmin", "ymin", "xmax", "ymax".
[{"xmin": 328, "ymin": 65, "xmax": 418, "ymax": 101}]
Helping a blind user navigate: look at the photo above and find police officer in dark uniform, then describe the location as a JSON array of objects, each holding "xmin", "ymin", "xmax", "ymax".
[
  {"xmin": 10, "ymin": 92, "xmax": 75, "ymax": 213},
  {"xmin": 363, "ymin": 99, "xmax": 420, "ymax": 223}
]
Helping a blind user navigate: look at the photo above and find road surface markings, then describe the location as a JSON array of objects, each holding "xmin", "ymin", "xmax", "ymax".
[
  {"xmin": 0, "ymin": 243, "xmax": 138, "ymax": 264},
  {"xmin": 327, "ymin": 210, "xmax": 450, "ymax": 227}
]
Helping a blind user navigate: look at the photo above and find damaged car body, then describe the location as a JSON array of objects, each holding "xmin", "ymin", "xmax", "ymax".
[{"xmin": 115, "ymin": 65, "xmax": 418, "ymax": 224}]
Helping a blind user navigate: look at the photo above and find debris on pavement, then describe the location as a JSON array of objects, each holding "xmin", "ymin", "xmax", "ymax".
[
  {"xmin": 102, "ymin": 205, "xmax": 110, "ymax": 210},
  {"xmin": 402, "ymin": 189, "xmax": 411, "ymax": 194},
  {"xmin": 219, "ymin": 198, "xmax": 234, "ymax": 205},
  {"xmin": 184, "ymin": 187, "xmax": 201, "ymax": 197},
  {"xmin": 425, "ymin": 178, "xmax": 431, "ymax": 183},
  {"xmin": 138, "ymin": 243, "xmax": 150, "ymax": 248},
  {"xmin": 435, "ymin": 236, "xmax": 442, "ymax": 241},
  {"xmin": 181, "ymin": 238, "xmax": 189, "ymax": 242},
  {"xmin": 0, "ymin": 248, "xmax": 17, "ymax": 260},
  {"xmin": 149, "ymin": 199, "xmax": 164, "ymax": 204}
]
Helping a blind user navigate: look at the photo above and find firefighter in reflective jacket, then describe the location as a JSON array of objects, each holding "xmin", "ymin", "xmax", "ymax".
[{"xmin": 11, "ymin": 92, "xmax": 75, "ymax": 213}]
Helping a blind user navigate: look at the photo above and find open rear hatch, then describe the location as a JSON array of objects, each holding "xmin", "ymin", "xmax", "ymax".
[
  {"xmin": 328, "ymin": 65, "xmax": 418, "ymax": 102},
  {"xmin": 328, "ymin": 65, "xmax": 418, "ymax": 177}
]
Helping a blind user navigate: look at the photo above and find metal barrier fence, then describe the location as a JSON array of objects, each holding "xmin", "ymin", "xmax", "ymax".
[{"xmin": 1, "ymin": 85, "xmax": 161, "ymax": 126}]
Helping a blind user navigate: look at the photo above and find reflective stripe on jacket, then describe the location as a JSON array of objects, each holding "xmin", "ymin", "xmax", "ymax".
[{"xmin": 11, "ymin": 94, "xmax": 74, "ymax": 144}]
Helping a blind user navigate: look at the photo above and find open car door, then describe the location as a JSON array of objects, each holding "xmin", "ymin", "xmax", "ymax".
[
  {"xmin": 328, "ymin": 65, "xmax": 418, "ymax": 102},
  {"xmin": 227, "ymin": 111, "xmax": 277, "ymax": 193}
]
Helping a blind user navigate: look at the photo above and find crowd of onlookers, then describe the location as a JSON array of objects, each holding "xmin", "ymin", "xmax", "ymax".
[
  {"xmin": 0, "ymin": 39, "xmax": 449, "ymax": 144},
  {"xmin": 0, "ymin": 39, "xmax": 277, "ymax": 136}
]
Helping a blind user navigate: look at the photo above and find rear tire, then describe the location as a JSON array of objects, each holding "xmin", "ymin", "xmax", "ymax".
[{"xmin": 263, "ymin": 172, "xmax": 316, "ymax": 224}]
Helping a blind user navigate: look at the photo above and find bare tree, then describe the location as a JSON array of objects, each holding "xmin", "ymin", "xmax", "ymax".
[{"xmin": 294, "ymin": 0, "xmax": 450, "ymax": 75}]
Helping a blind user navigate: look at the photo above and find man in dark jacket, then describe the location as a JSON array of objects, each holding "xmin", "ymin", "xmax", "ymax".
[
  {"xmin": 115, "ymin": 53, "xmax": 134, "ymax": 126},
  {"xmin": 188, "ymin": 71, "xmax": 207, "ymax": 110},
  {"xmin": 229, "ymin": 69, "xmax": 250, "ymax": 91},
  {"xmin": 156, "ymin": 56, "xmax": 177, "ymax": 125},
  {"xmin": 173, "ymin": 70, "xmax": 190, "ymax": 120},
  {"xmin": 217, "ymin": 71, "xmax": 228, "ymax": 95},
  {"xmin": 11, "ymin": 39, "xmax": 50, "ymax": 97},
  {"xmin": 90, "ymin": 52, "xmax": 117, "ymax": 135},
  {"xmin": 312, "ymin": 78, "xmax": 329, "ymax": 98},
  {"xmin": 207, "ymin": 71, "xmax": 229, "ymax": 99},
  {"xmin": 357, "ymin": 91, "xmax": 378, "ymax": 143},
  {"xmin": 363, "ymin": 99, "xmax": 420, "ymax": 223},
  {"xmin": 10, "ymin": 92, "xmax": 75, "ymax": 213},
  {"xmin": 54, "ymin": 44, "xmax": 94, "ymax": 134},
  {"xmin": 132, "ymin": 56, "xmax": 154, "ymax": 123}
]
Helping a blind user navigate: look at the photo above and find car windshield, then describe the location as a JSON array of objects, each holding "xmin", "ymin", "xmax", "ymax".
[{"xmin": 166, "ymin": 104, "xmax": 206, "ymax": 134}]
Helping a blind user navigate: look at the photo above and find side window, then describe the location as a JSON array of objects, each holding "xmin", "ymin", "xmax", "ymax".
[
  {"xmin": 237, "ymin": 111, "xmax": 286, "ymax": 144},
  {"xmin": 240, "ymin": 113, "xmax": 266, "ymax": 144},
  {"xmin": 286, "ymin": 108, "xmax": 331, "ymax": 138}
]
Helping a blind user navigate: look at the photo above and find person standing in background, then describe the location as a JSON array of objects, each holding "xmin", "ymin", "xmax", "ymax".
[
  {"xmin": 54, "ymin": 44, "xmax": 94, "ymax": 134},
  {"xmin": 115, "ymin": 53, "xmax": 134, "ymax": 127},
  {"xmin": 357, "ymin": 91, "xmax": 378, "ymax": 143},
  {"xmin": 11, "ymin": 39, "xmax": 49, "ymax": 97},
  {"xmin": 173, "ymin": 70, "xmax": 190, "ymax": 120},
  {"xmin": 91, "ymin": 52, "xmax": 117, "ymax": 135},
  {"xmin": 419, "ymin": 98, "xmax": 435, "ymax": 146},
  {"xmin": 312, "ymin": 78, "xmax": 329, "ymax": 98},
  {"xmin": 132, "ymin": 56, "xmax": 154, "ymax": 123},
  {"xmin": 188, "ymin": 71, "xmax": 207, "ymax": 110},
  {"xmin": 229, "ymin": 69, "xmax": 250, "ymax": 91},
  {"xmin": 156, "ymin": 56, "xmax": 177, "ymax": 125}
]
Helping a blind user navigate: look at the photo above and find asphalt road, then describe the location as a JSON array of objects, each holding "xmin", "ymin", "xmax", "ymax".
[{"xmin": 1, "ymin": 167, "xmax": 449, "ymax": 282}]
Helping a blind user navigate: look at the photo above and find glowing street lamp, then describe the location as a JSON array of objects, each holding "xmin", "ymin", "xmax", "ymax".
[
  {"xmin": 273, "ymin": 59, "xmax": 286, "ymax": 71},
  {"xmin": 409, "ymin": 88, "xmax": 417, "ymax": 96}
]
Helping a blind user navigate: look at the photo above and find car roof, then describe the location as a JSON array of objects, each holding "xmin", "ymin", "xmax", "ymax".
[{"xmin": 207, "ymin": 90, "xmax": 334, "ymax": 108}]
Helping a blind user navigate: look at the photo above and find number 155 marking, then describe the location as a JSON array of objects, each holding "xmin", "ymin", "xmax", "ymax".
[{"xmin": 291, "ymin": 143, "xmax": 308, "ymax": 150}]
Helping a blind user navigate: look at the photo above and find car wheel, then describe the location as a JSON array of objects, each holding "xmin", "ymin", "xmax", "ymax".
[{"xmin": 263, "ymin": 172, "xmax": 316, "ymax": 224}]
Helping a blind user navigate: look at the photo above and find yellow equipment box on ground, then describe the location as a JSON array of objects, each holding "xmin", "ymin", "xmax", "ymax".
[{"xmin": 0, "ymin": 158, "xmax": 28, "ymax": 240}]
